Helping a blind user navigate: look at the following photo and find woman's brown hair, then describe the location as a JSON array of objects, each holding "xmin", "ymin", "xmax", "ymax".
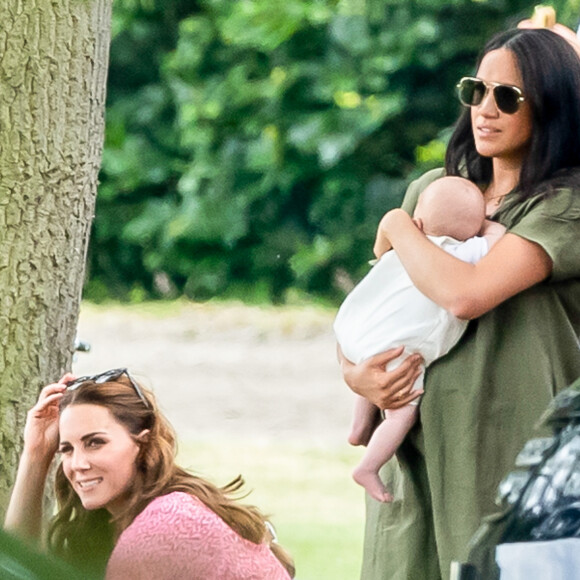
[{"xmin": 48, "ymin": 374, "xmax": 295, "ymax": 578}]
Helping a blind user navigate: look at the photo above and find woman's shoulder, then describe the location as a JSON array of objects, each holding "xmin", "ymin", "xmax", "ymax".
[
  {"xmin": 131, "ymin": 491, "xmax": 217, "ymax": 530},
  {"xmin": 141, "ymin": 490, "xmax": 197, "ymax": 511},
  {"xmin": 108, "ymin": 492, "xmax": 290, "ymax": 580},
  {"xmin": 412, "ymin": 167, "xmax": 447, "ymax": 186},
  {"xmin": 533, "ymin": 168, "xmax": 580, "ymax": 213},
  {"xmin": 506, "ymin": 176, "xmax": 580, "ymax": 224},
  {"xmin": 107, "ymin": 492, "xmax": 229, "ymax": 578},
  {"xmin": 541, "ymin": 179, "xmax": 580, "ymax": 219},
  {"xmin": 108, "ymin": 492, "xmax": 220, "ymax": 552}
]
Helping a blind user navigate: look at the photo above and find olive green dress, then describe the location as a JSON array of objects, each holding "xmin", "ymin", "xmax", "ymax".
[{"xmin": 361, "ymin": 168, "xmax": 580, "ymax": 580}]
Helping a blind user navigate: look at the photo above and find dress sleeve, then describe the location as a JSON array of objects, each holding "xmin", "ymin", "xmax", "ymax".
[{"xmin": 508, "ymin": 187, "xmax": 580, "ymax": 281}]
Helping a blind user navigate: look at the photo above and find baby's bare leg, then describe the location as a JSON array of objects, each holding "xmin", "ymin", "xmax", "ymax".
[
  {"xmin": 352, "ymin": 404, "xmax": 419, "ymax": 502},
  {"xmin": 349, "ymin": 394, "xmax": 381, "ymax": 446}
]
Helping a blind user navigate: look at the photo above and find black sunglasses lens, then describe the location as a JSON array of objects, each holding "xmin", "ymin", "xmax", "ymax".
[
  {"xmin": 458, "ymin": 79, "xmax": 485, "ymax": 107},
  {"xmin": 66, "ymin": 370, "xmax": 120, "ymax": 390},
  {"xmin": 493, "ymin": 85, "xmax": 520, "ymax": 114},
  {"xmin": 94, "ymin": 370, "xmax": 121, "ymax": 384},
  {"xmin": 66, "ymin": 368, "xmax": 149, "ymax": 408},
  {"xmin": 458, "ymin": 78, "xmax": 521, "ymax": 114}
]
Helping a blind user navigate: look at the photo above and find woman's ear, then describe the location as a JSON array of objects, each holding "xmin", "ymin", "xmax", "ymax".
[{"xmin": 135, "ymin": 429, "xmax": 150, "ymax": 444}]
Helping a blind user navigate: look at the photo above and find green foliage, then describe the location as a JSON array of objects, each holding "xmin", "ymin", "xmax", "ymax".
[{"xmin": 89, "ymin": 0, "xmax": 576, "ymax": 303}]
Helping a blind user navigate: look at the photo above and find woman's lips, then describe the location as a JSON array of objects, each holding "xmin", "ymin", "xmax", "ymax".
[
  {"xmin": 77, "ymin": 477, "xmax": 103, "ymax": 490},
  {"xmin": 476, "ymin": 125, "xmax": 500, "ymax": 137}
]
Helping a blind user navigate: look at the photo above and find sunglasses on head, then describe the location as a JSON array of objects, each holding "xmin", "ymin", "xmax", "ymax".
[
  {"xmin": 457, "ymin": 76, "xmax": 525, "ymax": 115},
  {"xmin": 65, "ymin": 368, "xmax": 151, "ymax": 409}
]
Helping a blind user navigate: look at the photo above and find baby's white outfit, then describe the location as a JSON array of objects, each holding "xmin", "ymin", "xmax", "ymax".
[{"xmin": 334, "ymin": 235, "xmax": 489, "ymax": 398}]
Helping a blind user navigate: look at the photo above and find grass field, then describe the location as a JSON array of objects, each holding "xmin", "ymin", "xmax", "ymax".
[{"xmin": 178, "ymin": 438, "xmax": 366, "ymax": 580}]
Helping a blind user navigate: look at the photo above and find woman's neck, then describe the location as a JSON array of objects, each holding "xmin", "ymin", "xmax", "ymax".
[
  {"xmin": 489, "ymin": 157, "xmax": 522, "ymax": 195},
  {"xmin": 484, "ymin": 158, "xmax": 522, "ymax": 214},
  {"xmin": 490, "ymin": 158, "xmax": 522, "ymax": 188}
]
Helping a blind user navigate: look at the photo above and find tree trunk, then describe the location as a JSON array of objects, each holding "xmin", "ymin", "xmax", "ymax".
[{"xmin": 0, "ymin": 0, "xmax": 112, "ymax": 515}]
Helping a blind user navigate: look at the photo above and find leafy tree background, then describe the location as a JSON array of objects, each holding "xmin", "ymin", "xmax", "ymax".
[{"xmin": 88, "ymin": 0, "xmax": 579, "ymax": 305}]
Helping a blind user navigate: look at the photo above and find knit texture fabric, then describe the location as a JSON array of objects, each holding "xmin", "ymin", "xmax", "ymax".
[{"xmin": 106, "ymin": 491, "xmax": 291, "ymax": 579}]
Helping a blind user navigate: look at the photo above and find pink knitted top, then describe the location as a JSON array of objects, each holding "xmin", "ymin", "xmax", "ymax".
[{"xmin": 106, "ymin": 491, "xmax": 291, "ymax": 580}]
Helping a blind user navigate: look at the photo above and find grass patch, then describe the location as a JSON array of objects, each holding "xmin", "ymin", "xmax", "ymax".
[{"xmin": 178, "ymin": 438, "xmax": 365, "ymax": 580}]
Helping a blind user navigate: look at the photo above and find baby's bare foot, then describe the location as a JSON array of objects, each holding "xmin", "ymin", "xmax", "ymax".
[{"xmin": 352, "ymin": 465, "xmax": 393, "ymax": 502}]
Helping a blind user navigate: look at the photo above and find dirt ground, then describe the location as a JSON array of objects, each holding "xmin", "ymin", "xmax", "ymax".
[{"xmin": 73, "ymin": 301, "xmax": 354, "ymax": 446}]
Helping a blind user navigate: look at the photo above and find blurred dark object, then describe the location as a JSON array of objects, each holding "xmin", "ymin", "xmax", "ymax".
[
  {"xmin": 539, "ymin": 379, "xmax": 580, "ymax": 428},
  {"xmin": 0, "ymin": 529, "xmax": 85, "ymax": 579},
  {"xmin": 501, "ymin": 377, "xmax": 580, "ymax": 543},
  {"xmin": 450, "ymin": 561, "xmax": 481, "ymax": 580},
  {"xmin": 74, "ymin": 339, "xmax": 91, "ymax": 353},
  {"xmin": 452, "ymin": 375, "xmax": 580, "ymax": 578}
]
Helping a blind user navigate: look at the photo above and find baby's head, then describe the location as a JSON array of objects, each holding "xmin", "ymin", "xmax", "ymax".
[{"xmin": 413, "ymin": 176, "xmax": 485, "ymax": 241}]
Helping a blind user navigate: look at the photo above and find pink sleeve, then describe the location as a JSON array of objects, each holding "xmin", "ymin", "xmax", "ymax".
[{"xmin": 106, "ymin": 492, "xmax": 290, "ymax": 580}]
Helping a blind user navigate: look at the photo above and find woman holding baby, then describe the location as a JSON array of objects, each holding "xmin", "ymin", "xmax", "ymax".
[{"xmin": 340, "ymin": 25, "xmax": 580, "ymax": 580}]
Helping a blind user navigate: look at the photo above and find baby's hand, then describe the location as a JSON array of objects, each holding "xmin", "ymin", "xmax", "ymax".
[{"xmin": 480, "ymin": 219, "xmax": 506, "ymax": 249}]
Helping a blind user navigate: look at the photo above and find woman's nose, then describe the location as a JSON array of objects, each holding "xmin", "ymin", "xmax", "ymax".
[
  {"xmin": 70, "ymin": 449, "xmax": 90, "ymax": 470},
  {"xmin": 477, "ymin": 88, "xmax": 499, "ymax": 117}
]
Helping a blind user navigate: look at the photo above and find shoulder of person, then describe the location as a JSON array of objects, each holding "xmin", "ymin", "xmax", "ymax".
[
  {"xmin": 107, "ymin": 492, "xmax": 226, "ymax": 579},
  {"xmin": 513, "ymin": 175, "xmax": 580, "ymax": 221},
  {"xmin": 539, "ymin": 183, "xmax": 580, "ymax": 220},
  {"xmin": 411, "ymin": 167, "xmax": 446, "ymax": 188},
  {"xmin": 401, "ymin": 168, "xmax": 446, "ymax": 215},
  {"xmin": 135, "ymin": 491, "xmax": 217, "ymax": 521},
  {"xmin": 126, "ymin": 491, "xmax": 219, "ymax": 536}
]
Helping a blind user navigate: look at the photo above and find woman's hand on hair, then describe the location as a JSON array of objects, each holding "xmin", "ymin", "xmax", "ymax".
[
  {"xmin": 338, "ymin": 345, "xmax": 423, "ymax": 410},
  {"xmin": 23, "ymin": 374, "xmax": 73, "ymax": 461}
]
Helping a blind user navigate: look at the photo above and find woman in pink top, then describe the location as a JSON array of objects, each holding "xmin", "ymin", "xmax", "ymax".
[{"xmin": 4, "ymin": 369, "xmax": 294, "ymax": 579}]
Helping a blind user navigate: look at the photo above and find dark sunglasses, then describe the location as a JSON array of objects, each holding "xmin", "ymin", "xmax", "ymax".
[
  {"xmin": 65, "ymin": 368, "xmax": 151, "ymax": 409},
  {"xmin": 457, "ymin": 76, "xmax": 525, "ymax": 115}
]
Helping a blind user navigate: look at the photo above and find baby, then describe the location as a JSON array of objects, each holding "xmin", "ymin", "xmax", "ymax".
[{"xmin": 334, "ymin": 176, "xmax": 506, "ymax": 502}]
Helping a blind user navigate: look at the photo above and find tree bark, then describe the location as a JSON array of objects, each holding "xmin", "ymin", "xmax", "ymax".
[{"xmin": 0, "ymin": 0, "xmax": 112, "ymax": 515}]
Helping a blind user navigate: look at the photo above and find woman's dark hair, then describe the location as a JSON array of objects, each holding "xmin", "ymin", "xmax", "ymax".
[
  {"xmin": 48, "ymin": 376, "xmax": 295, "ymax": 578},
  {"xmin": 446, "ymin": 28, "xmax": 580, "ymax": 196}
]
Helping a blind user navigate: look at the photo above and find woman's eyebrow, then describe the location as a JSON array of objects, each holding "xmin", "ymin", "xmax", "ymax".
[
  {"xmin": 59, "ymin": 431, "xmax": 108, "ymax": 446},
  {"xmin": 80, "ymin": 431, "xmax": 108, "ymax": 441}
]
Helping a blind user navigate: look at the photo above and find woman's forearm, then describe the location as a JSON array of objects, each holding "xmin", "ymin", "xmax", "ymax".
[
  {"xmin": 4, "ymin": 451, "xmax": 52, "ymax": 543},
  {"xmin": 380, "ymin": 209, "xmax": 552, "ymax": 319},
  {"xmin": 378, "ymin": 210, "xmax": 478, "ymax": 314}
]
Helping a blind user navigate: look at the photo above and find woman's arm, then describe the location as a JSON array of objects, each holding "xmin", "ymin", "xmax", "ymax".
[
  {"xmin": 376, "ymin": 209, "xmax": 552, "ymax": 320},
  {"xmin": 5, "ymin": 450, "xmax": 55, "ymax": 541},
  {"xmin": 4, "ymin": 379, "xmax": 70, "ymax": 542}
]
